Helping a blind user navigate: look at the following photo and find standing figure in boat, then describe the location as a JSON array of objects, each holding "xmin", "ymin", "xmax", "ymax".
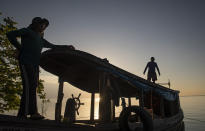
[
  {"xmin": 6, "ymin": 17, "xmax": 75, "ymax": 120},
  {"xmin": 143, "ymin": 57, "xmax": 160, "ymax": 83}
]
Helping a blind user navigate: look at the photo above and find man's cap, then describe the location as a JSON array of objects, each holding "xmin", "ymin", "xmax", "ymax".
[
  {"xmin": 40, "ymin": 18, "xmax": 49, "ymax": 27},
  {"xmin": 31, "ymin": 17, "xmax": 49, "ymax": 27},
  {"xmin": 32, "ymin": 17, "xmax": 42, "ymax": 24}
]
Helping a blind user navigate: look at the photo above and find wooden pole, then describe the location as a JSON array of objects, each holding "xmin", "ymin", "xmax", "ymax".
[
  {"xmin": 55, "ymin": 77, "xmax": 64, "ymax": 122},
  {"xmin": 160, "ymin": 97, "xmax": 165, "ymax": 118},
  {"xmin": 128, "ymin": 97, "xmax": 131, "ymax": 107},
  {"xmin": 139, "ymin": 89, "xmax": 144, "ymax": 108},
  {"xmin": 111, "ymin": 99, "xmax": 115, "ymax": 121},
  {"xmin": 99, "ymin": 72, "xmax": 111, "ymax": 123},
  {"xmin": 90, "ymin": 93, "xmax": 95, "ymax": 122}
]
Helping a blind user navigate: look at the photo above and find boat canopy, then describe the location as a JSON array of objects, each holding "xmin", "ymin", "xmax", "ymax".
[{"xmin": 40, "ymin": 48, "xmax": 179, "ymax": 101}]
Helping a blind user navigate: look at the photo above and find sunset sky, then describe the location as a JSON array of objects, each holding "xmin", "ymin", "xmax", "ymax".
[{"xmin": 1, "ymin": 0, "xmax": 205, "ymax": 98}]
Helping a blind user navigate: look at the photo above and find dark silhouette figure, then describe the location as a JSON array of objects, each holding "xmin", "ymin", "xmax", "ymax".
[
  {"xmin": 143, "ymin": 57, "xmax": 160, "ymax": 83},
  {"xmin": 6, "ymin": 17, "xmax": 75, "ymax": 120}
]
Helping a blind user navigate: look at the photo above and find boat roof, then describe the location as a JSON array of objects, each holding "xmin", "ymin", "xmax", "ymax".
[{"xmin": 40, "ymin": 48, "xmax": 179, "ymax": 101}]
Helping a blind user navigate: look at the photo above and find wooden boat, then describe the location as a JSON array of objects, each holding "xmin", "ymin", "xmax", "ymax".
[{"xmin": 40, "ymin": 48, "xmax": 185, "ymax": 131}]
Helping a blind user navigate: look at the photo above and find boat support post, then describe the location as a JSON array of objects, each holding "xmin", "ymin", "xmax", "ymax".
[
  {"xmin": 128, "ymin": 97, "xmax": 131, "ymax": 107},
  {"xmin": 90, "ymin": 92, "xmax": 95, "ymax": 122},
  {"xmin": 55, "ymin": 77, "xmax": 64, "ymax": 122},
  {"xmin": 99, "ymin": 72, "xmax": 112, "ymax": 123},
  {"xmin": 139, "ymin": 89, "xmax": 144, "ymax": 108}
]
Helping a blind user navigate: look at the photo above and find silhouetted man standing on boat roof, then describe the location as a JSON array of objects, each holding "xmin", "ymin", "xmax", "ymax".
[
  {"xmin": 6, "ymin": 17, "xmax": 75, "ymax": 120},
  {"xmin": 143, "ymin": 57, "xmax": 160, "ymax": 83}
]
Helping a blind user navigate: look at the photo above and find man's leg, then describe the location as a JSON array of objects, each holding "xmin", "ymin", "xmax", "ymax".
[
  {"xmin": 147, "ymin": 74, "xmax": 151, "ymax": 81},
  {"xmin": 26, "ymin": 65, "xmax": 38, "ymax": 115},
  {"xmin": 18, "ymin": 64, "xmax": 30, "ymax": 118},
  {"xmin": 152, "ymin": 72, "xmax": 157, "ymax": 83},
  {"xmin": 25, "ymin": 65, "xmax": 44, "ymax": 120}
]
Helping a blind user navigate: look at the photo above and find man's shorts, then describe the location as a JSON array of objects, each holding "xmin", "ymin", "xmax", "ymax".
[{"xmin": 148, "ymin": 72, "xmax": 157, "ymax": 81}]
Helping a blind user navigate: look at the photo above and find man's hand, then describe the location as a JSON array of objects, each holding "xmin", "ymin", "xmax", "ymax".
[
  {"xmin": 60, "ymin": 45, "xmax": 75, "ymax": 50},
  {"xmin": 67, "ymin": 45, "xmax": 75, "ymax": 50}
]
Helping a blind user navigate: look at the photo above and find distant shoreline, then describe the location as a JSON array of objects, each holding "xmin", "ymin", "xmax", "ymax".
[{"xmin": 180, "ymin": 95, "xmax": 205, "ymax": 97}]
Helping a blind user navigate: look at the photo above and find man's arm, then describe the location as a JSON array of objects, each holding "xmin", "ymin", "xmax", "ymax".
[
  {"xmin": 143, "ymin": 63, "xmax": 149, "ymax": 75},
  {"xmin": 6, "ymin": 28, "xmax": 28, "ymax": 50},
  {"xmin": 42, "ymin": 39, "xmax": 57, "ymax": 48},
  {"xmin": 42, "ymin": 39, "xmax": 75, "ymax": 50},
  {"xmin": 156, "ymin": 63, "xmax": 160, "ymax": 76}
]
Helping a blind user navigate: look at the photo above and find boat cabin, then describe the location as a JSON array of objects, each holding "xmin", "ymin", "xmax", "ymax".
[{"xmin": 40, "ymin": 48, "xmax": 184, "ymax": 131}]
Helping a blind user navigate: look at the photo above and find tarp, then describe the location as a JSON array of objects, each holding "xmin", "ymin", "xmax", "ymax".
[{"xmin": 40, "ymin": 48, "xmax": 179, "ymax": 101}]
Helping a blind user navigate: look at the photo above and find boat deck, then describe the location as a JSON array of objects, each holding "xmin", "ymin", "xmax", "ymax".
[{"xmin": 0, "ymin": 114, "xmax": 119, "ymax": 131}]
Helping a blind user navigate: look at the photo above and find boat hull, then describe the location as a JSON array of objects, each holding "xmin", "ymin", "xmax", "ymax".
[{"xmin": 153, "ymin": 109, "xmax": 184, "ymax": 131}]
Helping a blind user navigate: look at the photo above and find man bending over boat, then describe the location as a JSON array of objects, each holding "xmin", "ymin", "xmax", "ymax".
[
  {"xmin": 143, "ymin": 57, "xmax": 160, "ymax": 83},
  {"xmin": 6, "ymin": 17, "xmax": 75, "ymax": 120}
]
